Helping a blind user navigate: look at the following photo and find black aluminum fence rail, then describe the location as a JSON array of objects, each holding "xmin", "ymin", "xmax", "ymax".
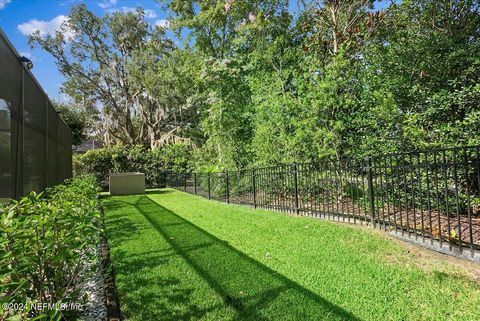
[
  {"xmin": 161, "ymin": 146, "xmax": 480, "ymax": 258},
  {"xmin": 0, "ymin": 29, "xmax": 72, "ymax": 200}
]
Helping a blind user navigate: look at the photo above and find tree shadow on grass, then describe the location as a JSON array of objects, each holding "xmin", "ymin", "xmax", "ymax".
[
  {"xmin": 104, "ymin": 197, "xmax": 230, "ymax": 320},
  {"xmin": 99, "ymin": 189, "xmax": 173, "ymax": 201},
  {"xmin": 102, "ymin": 198, "xmax": 150, "ymax": 245},
  {"xmin": 145, "ymin": 189, "xmax": 174, "ymax": 195},
  {"xmin": 106, "ymin": 246, "xmax": 223, "ymax": 321},
  {"xmin": 122, "ymin": 195, "xmax": 361, "ymax": 321}
]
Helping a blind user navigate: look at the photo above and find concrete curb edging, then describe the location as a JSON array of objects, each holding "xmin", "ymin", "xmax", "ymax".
[{"xmin": 389, "ymin": 231, "xmax": 480, "ymax": 264}]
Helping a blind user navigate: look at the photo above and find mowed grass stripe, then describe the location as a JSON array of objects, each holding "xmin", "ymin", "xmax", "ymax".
[{"xmin": 103, "ymin": 189, "xmax": 480, "ymax": 321}]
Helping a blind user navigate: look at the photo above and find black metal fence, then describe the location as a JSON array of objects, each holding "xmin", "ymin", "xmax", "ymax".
[
  {"xmin": 0, "ymin": 30, "xmax": 72, "ymax": 200},
  {"xmin": 162, "ymin": 146, "xmax": 480, "ymax": 258}
]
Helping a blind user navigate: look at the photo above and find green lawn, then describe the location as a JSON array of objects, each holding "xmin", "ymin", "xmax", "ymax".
[{"xmin": 103, "ymin": 189, "xmax": 480, "ymax": 321}]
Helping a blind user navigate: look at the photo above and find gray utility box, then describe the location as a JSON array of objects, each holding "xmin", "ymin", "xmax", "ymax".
[{"xmin": 109, "ymin": 172, "xmax": 145, "ymax": 196}]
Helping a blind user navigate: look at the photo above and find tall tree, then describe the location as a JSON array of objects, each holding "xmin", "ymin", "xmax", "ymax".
[
  {"xmin": 162, "ymin": 0, "xmax": 292, "ymax": 169},
  {"xmin": 128, "ymin": 47, "xmax": 204, "ymax": 148},
  {"xmin": 29, "ymin": 4, "xmax": 193, "ymax": 148},
  {"xmin": 366, "ymin": 0, "xmax": 480, "ymax": 149},
  {"xmin": 161, "ymin": 0, "xmax": 288, "ymax": 58}
]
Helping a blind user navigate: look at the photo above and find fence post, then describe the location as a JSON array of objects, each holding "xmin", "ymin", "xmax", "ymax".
[
  {"xmin": 293, "ymin": 162, "xmax": 299, "ymax": 215},
  {"xmin": 208, "ymin": 173, "xmax": 211, "ymax": 200},
  {"xmin": 366, "ymin": 156, "xmax": 376, "ymax": 227},
  {"xmin": 184, "ymin": 173, "xmax": 187, "ymax": 191},
  {"xmin": 252, "ymin": 169, "xmax": 257, "ymax": 208},
  {"xmin": 194, "ymin": 173, "xmax": 197, "ymax": 194},
  {"xmin": 225, "ymin": 171, "xmax": 230, "ymax": 204}
]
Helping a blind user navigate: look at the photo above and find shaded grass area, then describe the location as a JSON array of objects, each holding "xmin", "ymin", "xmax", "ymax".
[{"xmin": 103, "ymin": 189, "xmax": 480, "ymax": 321}]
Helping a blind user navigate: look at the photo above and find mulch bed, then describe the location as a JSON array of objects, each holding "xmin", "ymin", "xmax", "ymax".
[{"xmin": 223, "ymin": 192, "xmax": 480, "ymax": 247}]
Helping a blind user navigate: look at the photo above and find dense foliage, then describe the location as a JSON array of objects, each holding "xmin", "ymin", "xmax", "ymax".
[
  {"xmin": 54, "ymin": 101, "xmax": 92, "ymax": 146},
  {"xmin": 0, "ymin": 176, "xmax": 101, "ymax": 320},
  {"xmin": 33, "ymin": 0, "xmax": 480, "ymax": 170},
  {"xmin": 73, "ymin": 144, "xmax": 193, "ymax": 189}
]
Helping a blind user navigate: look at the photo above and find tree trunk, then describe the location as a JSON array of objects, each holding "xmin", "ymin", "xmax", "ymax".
[{"xmin": 330, "ymin": 4, "xmax": 339, "ymax": 55}]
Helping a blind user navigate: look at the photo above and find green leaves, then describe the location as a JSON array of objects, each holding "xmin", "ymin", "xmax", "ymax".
[
  {"xmin": 73, "ymin": 143, "xmax": 194, "ymax": 189},
  {"xmin": 32, "ymin": 0, "xmax": 480, "ymax": 168},
  {"xmin": 0, "ymin": 176, "xmax": 101, "ymax": 320}
]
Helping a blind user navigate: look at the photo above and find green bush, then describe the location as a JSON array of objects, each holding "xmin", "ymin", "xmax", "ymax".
[
  {"xmin": 157, "ymin": 143, "xmax": 193, "ymax": 173},
  {"xmin": 73, "ymin": 143, "xmax": 193, "ymax": 190},
  {"xmin": 0, "ymin": 176, "xmax": 101, "ymax": 320}
]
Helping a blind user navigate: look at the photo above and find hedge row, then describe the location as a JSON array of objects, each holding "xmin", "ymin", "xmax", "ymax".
[
  {"xmin": 0, "ymin": 176, "xmax": 101, "ymax": 320},
  {"xmin": 73, "ymin": 144, "xmax": 192, "ymax": 190}
]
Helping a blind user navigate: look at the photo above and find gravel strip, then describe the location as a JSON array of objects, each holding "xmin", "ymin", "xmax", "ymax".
[{"xmin": 78, "ymin": 243, "xmax": 107, "ymax": 321}]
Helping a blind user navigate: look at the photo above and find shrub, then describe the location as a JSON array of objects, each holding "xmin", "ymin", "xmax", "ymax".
[
  {"xmin": 0, "ymin": 176, "xmax": 101, "ymax": 320},
  {"xmin": 73, "ymin": 143, "xmax": 193, "ymax": 190},
  {"xmin": 157, "ymin": 143, "xmax": 193, "ymax": 173}
]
